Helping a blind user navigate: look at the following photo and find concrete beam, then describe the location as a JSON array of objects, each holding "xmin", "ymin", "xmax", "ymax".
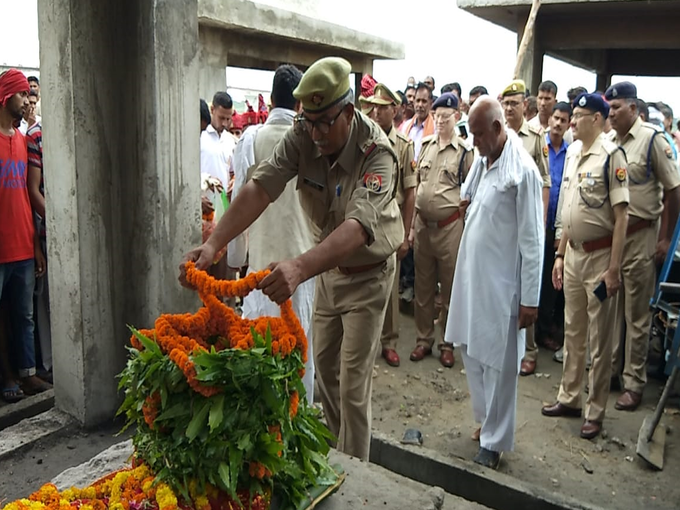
[
  {"xmin": 198, "ymin": 0, "xmax": 404, "ymax": 64},
  {"xmin": 539, "ymin": 14, "xmax": 680, "ymax": 51},
  {"xmin": 198, "ymin": 25, "xmax": 379, "ymax": 76},
  {"xmin": 607, "ymin": 49, "xmax": 680, "ymax": 77},
  {"xmin": 38, "ymin": 0, "xmax": 200, "ymax": 425}
]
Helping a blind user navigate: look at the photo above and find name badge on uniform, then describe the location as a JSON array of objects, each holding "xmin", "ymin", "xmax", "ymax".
[{"xmin": 303, "ymin": 177, "xmax": 325, "ymax": 191}]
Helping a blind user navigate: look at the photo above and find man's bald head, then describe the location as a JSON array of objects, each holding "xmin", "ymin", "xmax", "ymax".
[
  {"xmin": 469, "ymin": 95, "xmax": 503, "ymax": 127},
  {"xmin": 468, "ymin": 96, "xmax": 506, "ymax": 159}
]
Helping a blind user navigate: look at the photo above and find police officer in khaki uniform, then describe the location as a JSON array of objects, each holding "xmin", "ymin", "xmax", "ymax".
[
  {"xmin": 368, "ymin": 84, "xmax": 417, "ymax": 367},
  {"xmin": 605, "ymin": 81, "xmax": 680, "ymax": 411},
  {"xmin": 408, "ymin": 93, "xmax": 474, "ymax": 368},
  {"xmin": 359, "ymin": 95, "xmax": 376, "ymax": 120},
  {"xmin": 542, "ymin": 93, "xmax": 629, "ymax": 440},
  {"xmin": 180, "ymin": 57, "xmax": 403, "ymax": 461},
  {"xmin": 501, "ymin": 79, "xmax": 551, "ymax": 376}
]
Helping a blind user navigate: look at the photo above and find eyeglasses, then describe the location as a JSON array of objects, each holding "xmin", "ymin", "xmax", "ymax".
[
  {"xmin": 434, "ymin": 113, "xmax": 454, "ymax": 122},
  {"xmin": 572, "ymin": 112, "xmax": 595, "ymax": 121},
  {"xmin": 295, "ymin": 107, "xmax": 345, "ymax": 135},
  {"xmin": 501, "ymin": 100, "xmax": 522, "ymax": 109}
]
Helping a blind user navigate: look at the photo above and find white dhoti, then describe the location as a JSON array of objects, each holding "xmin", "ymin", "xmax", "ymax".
[
  {"xmin": 242, "ymin": 272, "xmax": 315, "ymax": 402},
  {"xmin": 460, "ymin": 330, "xmax": 521, "ymax": 453}
]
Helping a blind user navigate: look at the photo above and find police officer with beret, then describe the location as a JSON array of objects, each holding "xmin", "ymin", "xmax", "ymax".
[
  {"xmin": 409, "ymin": 92, "xmax": 474, "ymax": 368},
  {"xmin": 368, "ymin": 84, "xmax": 417, "ymax": 367},
  {"xmin": 605, "ymin": 81, "xmax": 680, "ymax": 411},
  {"xmin": 501, "ymin": 79, "xmax": 551, "ymax": 376},
  {"xmin": 542, "ymin": 93, "xmax": 629, "ymax": 440},
  {"xmin": 180, "ymin": 56, "xmax": 403, "ymax": 461}
]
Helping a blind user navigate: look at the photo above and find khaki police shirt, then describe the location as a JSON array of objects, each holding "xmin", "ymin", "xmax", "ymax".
[
  {"xmin": 415, "ymin": 134, "xmax": 474, "ymax": 221},
  {"xmin": 516, "ymin": 119, "xmax": 551, "ymax": 188},
  {"xmin": 388, "ymin": 126, "xmax": 417, "ymax": 206},
  {"xmin": 561, "ymin": 134, "xmax": 629, "ymax": 244},
  {"xmin": 615, "ymin": 117, "xmax": 680, "ymax": 220},
  {"xmin": 252, "ymin": 110, "xmax": 403, "ymax": 266}
]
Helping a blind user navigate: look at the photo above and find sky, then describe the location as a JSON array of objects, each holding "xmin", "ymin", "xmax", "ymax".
[{"xmin": 3, "ymin": 0, "xmax": 680, "ymax": 117}]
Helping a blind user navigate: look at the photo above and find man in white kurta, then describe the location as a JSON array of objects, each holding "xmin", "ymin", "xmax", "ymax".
[
  {"xmin": 445, "ymin": 97, "xmax": 544, "ymax": 469},
  {"xmin": 227, "ymin": 65, "xmax": 316, "ymax": 402}
]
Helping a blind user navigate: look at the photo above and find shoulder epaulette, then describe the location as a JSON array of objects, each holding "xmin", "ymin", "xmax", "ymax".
[
  {"xmin": 396, "ymin": 131, "xmax": 412, "ymax": 145},
  {"xmin": 527, "ymin": 123, "xmax": 544, "ymax": 136}
]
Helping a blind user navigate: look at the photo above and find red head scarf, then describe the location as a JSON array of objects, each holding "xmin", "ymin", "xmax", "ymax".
[
  {"xmin": 0, "ymin": 69, "xmax": 30, "ymax": 107},
  {"xmin": 360, "ymin": 74, "xmax": 377, "ymax": 98}
]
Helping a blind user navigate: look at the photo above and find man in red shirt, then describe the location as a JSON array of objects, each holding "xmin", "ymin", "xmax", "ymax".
[{"xmin": 0, "ymin": 69, "xmax": 48, "ymax": 402}]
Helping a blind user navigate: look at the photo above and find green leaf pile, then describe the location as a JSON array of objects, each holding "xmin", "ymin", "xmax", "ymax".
[{"xmin": 117, "ymin": 327, "xmax": 336, "ymax": 508}]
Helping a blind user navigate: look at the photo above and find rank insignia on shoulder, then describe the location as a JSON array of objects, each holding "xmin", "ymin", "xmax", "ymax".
[
  {"xmin": 363, "ymin": 173, "xmax": 383, "ymax": 192},
  {"xmin": 542, "ymin": 145, "xmax": 549, "ymax": 157},
  {"xmin": 364, "ymin": 142, "xmax": 377, "ymax": 157},
  {"xmin": 666, "ymin": 146, "xmax": 673, "ymax": 159},
  {"xmin": 615, "ymin": 167, "xmax": 627, "ymax": 182}
]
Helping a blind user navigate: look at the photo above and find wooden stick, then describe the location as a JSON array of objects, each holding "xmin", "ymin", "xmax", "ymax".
[{"xmin": 514, "ymin": 0, "xmax": 542, "ymax": 80}]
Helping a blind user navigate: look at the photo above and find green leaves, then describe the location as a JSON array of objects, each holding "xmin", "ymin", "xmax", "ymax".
[
  {"xmin": 208, "ymin": 395, "xmax": 225, "ymax": 432},
  {"xmin": 186, "ymin": 400, "xmax": 210, "ymax": 441},
  {"xmin": 118, "ymin": 324, "xmax": 337, "ymax": 509}
]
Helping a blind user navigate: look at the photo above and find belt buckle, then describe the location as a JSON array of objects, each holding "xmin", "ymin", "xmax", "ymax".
[
  {"xmin": 569, "ymin": 240, "xmax": 583, "ymax": 250},
  {"xmin": 426, "ymin": 220, "xmax": 438, "ymax": 228}
]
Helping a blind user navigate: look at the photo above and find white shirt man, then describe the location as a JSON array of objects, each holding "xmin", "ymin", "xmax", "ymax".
[
  {"xmin": 227, "ymin": 66, "xmax": 316, "ymax": 401},
  {"xmin": 445, "ymin": 97, "xmax": 544, "ymax": 469}
]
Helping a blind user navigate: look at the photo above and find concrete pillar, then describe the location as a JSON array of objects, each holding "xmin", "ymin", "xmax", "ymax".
[
  {"xmin": 38, "ymin": 0, "xmax": 201, "ymax": 426},
  {"xmin": 198, "ymin": 26, "xmax": 228, "ymax": 101},
  {"xmin": 596, "ymin": 73, "xmax": 612, "ymax": 93},
  {"xmin": 516, "ymin": 15, "xmax": 544, "ymax": 94},
  {"xmin": 353, "ymin": 59, "xmax": 374, "ymax": 106}
]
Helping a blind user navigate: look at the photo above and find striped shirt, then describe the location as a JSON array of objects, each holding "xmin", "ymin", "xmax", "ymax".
[{"xmin": 26, "ymin": 122, "xmax": 45, "ymax": 238}]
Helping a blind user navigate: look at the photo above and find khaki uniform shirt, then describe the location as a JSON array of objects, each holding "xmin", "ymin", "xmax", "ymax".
[
  {"xmin": 415, "ymin": 134, "xmax": 474, "ymax": 221},
  {"xmin": 252, "ymin": 111, "xmax": 403, "ymax": 266},
  {"xmin": 561, "ymin": 134, "xmax": 629, "ymax": 244},
  {"xmin": 388, "ymin": 126, "xmax": 417, "ymax": 206},
  {"xmin": 515, "ymin": 119, "xmax": 551, "ymax": 188},
  {"xmin": 615, "ymin": 117, "xmax": 680, "ymax": 220}
]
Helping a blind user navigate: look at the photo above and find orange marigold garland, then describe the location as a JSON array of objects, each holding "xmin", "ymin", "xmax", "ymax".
[{"xmin": 128, "ymin": 262, "xmax": 309, "ymax": 397}]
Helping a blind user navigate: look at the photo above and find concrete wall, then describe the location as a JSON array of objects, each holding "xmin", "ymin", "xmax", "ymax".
[{"xmin": 38, "ymin": 0, "xmax": 201, "ymax": 426}]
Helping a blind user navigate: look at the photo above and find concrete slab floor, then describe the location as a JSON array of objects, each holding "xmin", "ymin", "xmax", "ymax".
[
  {"xmin": 48, "ymin": 440, "xmax": 490, "ymax": 510},
  {"xmin": 0, "ymin": 390, "xmax": 55, "ymax": 431}
]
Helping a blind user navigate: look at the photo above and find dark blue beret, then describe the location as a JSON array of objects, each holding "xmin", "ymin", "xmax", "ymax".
[
  {"xmin": 604, "ymin": 81, "xmax": 637, "ymax": 101},
  {"xmin": 432, "ymin": 92, "xmax": 459, "ymax": 110},
  {"xmin": 573, "ymin": 93, "xmax": 610, "ymax": 119}
]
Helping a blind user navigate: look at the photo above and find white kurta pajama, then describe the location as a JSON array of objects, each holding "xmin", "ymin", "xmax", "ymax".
[
  {"xmin": 227, "ymin": 108, "xmax": 316, "ymax": 401},
  {"xmin": 445, "ymin": 130, "xmax": 544, "ymax": 453}
]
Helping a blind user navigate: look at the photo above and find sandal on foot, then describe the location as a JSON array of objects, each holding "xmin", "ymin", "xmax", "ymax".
[{"xmin": 2, "ymin": 384, "xmax": 25, "ymax": 403}]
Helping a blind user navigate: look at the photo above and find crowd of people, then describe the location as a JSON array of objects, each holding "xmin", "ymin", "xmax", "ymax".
[{"xmin": 189, "ymin": 57, "xmax": 680, "ymax": 470}]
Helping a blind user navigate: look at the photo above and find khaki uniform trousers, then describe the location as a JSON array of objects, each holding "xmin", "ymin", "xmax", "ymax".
[
  {"xmin": 380, "ymin": 260, "xmax": 400, "ymax": 350},
  {"xmin": 414, "ymin": 216, "xmax": 463, "ymax": 349},
  {"xmin": 557, "ymin": 245, "xmax": 617, "ymax": 422},
  {"xmin": 611, "ymin": 223, "xmax": 658, "ymax": 393},
  {"xmin": 313, "ymin": 255, "xmax": 395, "ymax": 461}
]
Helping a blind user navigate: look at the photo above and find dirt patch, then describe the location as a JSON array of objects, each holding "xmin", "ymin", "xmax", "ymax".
[{"xmin": 371, "ymin": 313, "xmax": 680, "ymax": 510}]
